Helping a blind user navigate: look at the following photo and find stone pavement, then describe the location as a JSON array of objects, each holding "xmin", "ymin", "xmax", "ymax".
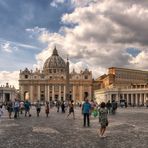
[{"xmin": 1, "ymin": 107, "xmax": 148, "ymax": 148}]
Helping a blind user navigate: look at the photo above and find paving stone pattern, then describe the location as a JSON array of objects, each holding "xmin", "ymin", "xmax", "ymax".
[{"xmin": 1, "ymin": 107, "xmax": 148, "ymax": 148}]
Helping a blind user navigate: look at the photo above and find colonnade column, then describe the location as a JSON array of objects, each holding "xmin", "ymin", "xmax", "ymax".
[
  {"xmin": 2, "ymin": 93, "xmax": 5, "ymax": 102},
  {"xmin": 121, "ymin": 94, "xmax": 124, "ymax": 100},
  {"xmin": 127, "ymin": 94, "xmax": 129, "ymax": 104},
  {"xmin": 144, "ymin": 93, "xmax": 147, "ymax": 105},
  {"xmin": 108, "ymin": 93, "xmax": 111, "ymax": 102},
  {"xmin": 131, "ymin": 94, "xmax": 133, "ymax": 105},
  {"xmin": 135, "ymin": 94, "xmax": 138, "ymax": 106}
]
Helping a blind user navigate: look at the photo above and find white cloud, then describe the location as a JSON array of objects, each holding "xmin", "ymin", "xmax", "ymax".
[
  {"xmin": 50, "ymin": 0, "xmax": 65, "ymax": 7},
  {"xmin": 1, "ymin": 0, "xmax": 148, "ymax": 88},
  {"xmin": 50, "ymin": 0, "xmax": 97, "ymax": 7},
  {"xmin": 0, "ymin": 38, "xmax": 39, "ymax": 51},
  {"xmin": 0, "ymin": 42, "xmax": 13, "ymax": 53},
  {"xmin": 0, "ymin": 71, "xmax": 19, "ymax": 89}
]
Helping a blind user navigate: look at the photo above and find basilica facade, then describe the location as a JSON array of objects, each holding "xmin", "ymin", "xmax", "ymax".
[{"xmin": 19, "ymin": 47, "xmax": 93, "ymax": 103}]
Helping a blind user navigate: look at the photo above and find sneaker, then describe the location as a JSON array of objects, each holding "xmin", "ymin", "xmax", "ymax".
[{"xmin": 102, "ymin": 135, "xmax": 107, "ymax": 138}]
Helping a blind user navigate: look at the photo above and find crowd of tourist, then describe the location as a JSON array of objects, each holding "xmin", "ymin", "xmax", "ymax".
[{"xmin": 0, "ymin": 98, "xmax": 119, "ymax": 138}]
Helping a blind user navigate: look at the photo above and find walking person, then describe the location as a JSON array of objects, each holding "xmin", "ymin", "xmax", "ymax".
[
  {"xmin": 45, "ymin": 101, "xmax": 50, "ymax": 117},
  {"xmin": 24, "ymin": 100, "xmax": 31, "ymax": 117},
  {"xmin": 111, "ymin": 100, "xmax": 117, "ymax": 114},
  {"xmin": 0, "ymin": 105, "xmax": 4, "ymax": 118},
  {"xmin": 20, "ymin": 101, "xmax": 24, "ymax": 114},
  {"xmin": 56, "ymin": 100, "xmax": 61, "ymax": 112},
  {"xmin": 98, "ymin": 102, "xmax": 108, "ymax": 138},
  {"xmin": 106, "ymin": 100, "xmax": 111, "ymax": 114},
  {"xmin": 6, "ymin": 100, "xmax": 13, "ymax": 119},
  {"xmin": 35, "ymin": 100, "xmax": 41, "ymax": 117},
  {"xmin": 14, "ymin": 99, "xmax": 20, "ymax": 119},
  {"xmin": 82, "ymin": 99, "xmax": 91, "ymax": 127},
  {"xmin": 67, "ymin": 100, "xmax": 75, "ymax": 119},
  {"xmin": 61, "ymin": 101, "xmax": 65, "ymax": 113}
]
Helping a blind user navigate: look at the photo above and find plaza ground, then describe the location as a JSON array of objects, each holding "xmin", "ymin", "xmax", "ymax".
[{"xmin": 0, "ymin": 107, "xmax": 148, "ymax": 148}]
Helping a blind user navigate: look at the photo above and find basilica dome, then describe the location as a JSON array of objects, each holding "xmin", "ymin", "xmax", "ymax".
[{"xmin": 43, "ymin": 47, "xmax": 66, "ymax": 73}]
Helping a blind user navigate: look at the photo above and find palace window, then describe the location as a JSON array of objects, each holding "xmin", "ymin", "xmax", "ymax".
[{"xmin": 25, "ymin": 75, "xmax": 28, "ymax": 79}]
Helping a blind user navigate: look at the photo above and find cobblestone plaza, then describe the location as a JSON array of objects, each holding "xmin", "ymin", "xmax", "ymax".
[{"xmin": 1, "ymin": 107, "xmax": 148, "ymax": 148}]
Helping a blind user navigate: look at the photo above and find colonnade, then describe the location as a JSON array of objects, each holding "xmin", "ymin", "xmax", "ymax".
[{"xmin": 107, "ymin": 92, "xmax": 148, "ymax": 106}]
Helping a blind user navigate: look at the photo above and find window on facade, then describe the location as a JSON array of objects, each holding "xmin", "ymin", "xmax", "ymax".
[
  {"xmin": 85, "ymin": 75, "xmax": 88, "ymax": 79},
  {"xmin": 54, "ymin": 69, "xmax": 56, "ymax": 73},
  {"xmin": 25, "ymin": 75, "xmax": 28, "ymax": 79},
  {"xmin": 50, "ymin": 76, "xmax": 52, "ymax": 79},
  {"xmin": 61, "ymin": 69, "xmax": 63, "ymax": 72},
  {"xmin": 49, "ymin": 69, "xmax": 52, "ymax": 73}
]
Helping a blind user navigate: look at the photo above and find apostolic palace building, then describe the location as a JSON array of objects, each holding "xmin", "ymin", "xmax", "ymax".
[
  {"xmin": 19, "ymin": 47, "xmax": 148, "ymax": 106},
  {"xmin": 94, "ymin": 67, "xmax": 148, "ymax": 106}
]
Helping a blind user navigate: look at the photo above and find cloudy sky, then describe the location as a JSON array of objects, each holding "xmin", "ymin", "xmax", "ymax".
[{"xmin": 0, "ymin": 0, "xmax": 148, "ymax": 88}]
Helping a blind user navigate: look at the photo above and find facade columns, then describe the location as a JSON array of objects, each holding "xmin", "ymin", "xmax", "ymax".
[
  {"xmin": 59, "ymin": 85, "xmax": 61, "ymax": 100},
  {"xmin": 64, "ymin": 85, "xmax": 66, "ymax": 100},
  {"xmin": 20, "ymin": 86, "xmax": 24, "ymax": 100},
  {"xmin": 89, "ymin": 86, "xmax": 92, "ymax": 99},
  {"xmin": 38, "ymin": 85, "xmax": 40, "ymax": 100},
  {"xmin": 45, "ymin": 85, "xmax": 47, "ymax": 101},
  {"xmin": 47, "ymin": 85, "xmax": 49, "ymax": 101},
  {"xmin": 52, "ymin": 85, "xmax": 55, "ymax": 100},
  {"xmin": 72, "ymin": 85, "xmax": 75, "ymax": 101},
  {"xmin": 80, "ymin": 85, "xmax": 83, "ymax": 100},
  {"xmin": 30, "ymin": 85, "xmax": 33, "ymax": 102},
  {"xmin": 140, "ymin": 93, "xmax": 142, "ymax": 105}
]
